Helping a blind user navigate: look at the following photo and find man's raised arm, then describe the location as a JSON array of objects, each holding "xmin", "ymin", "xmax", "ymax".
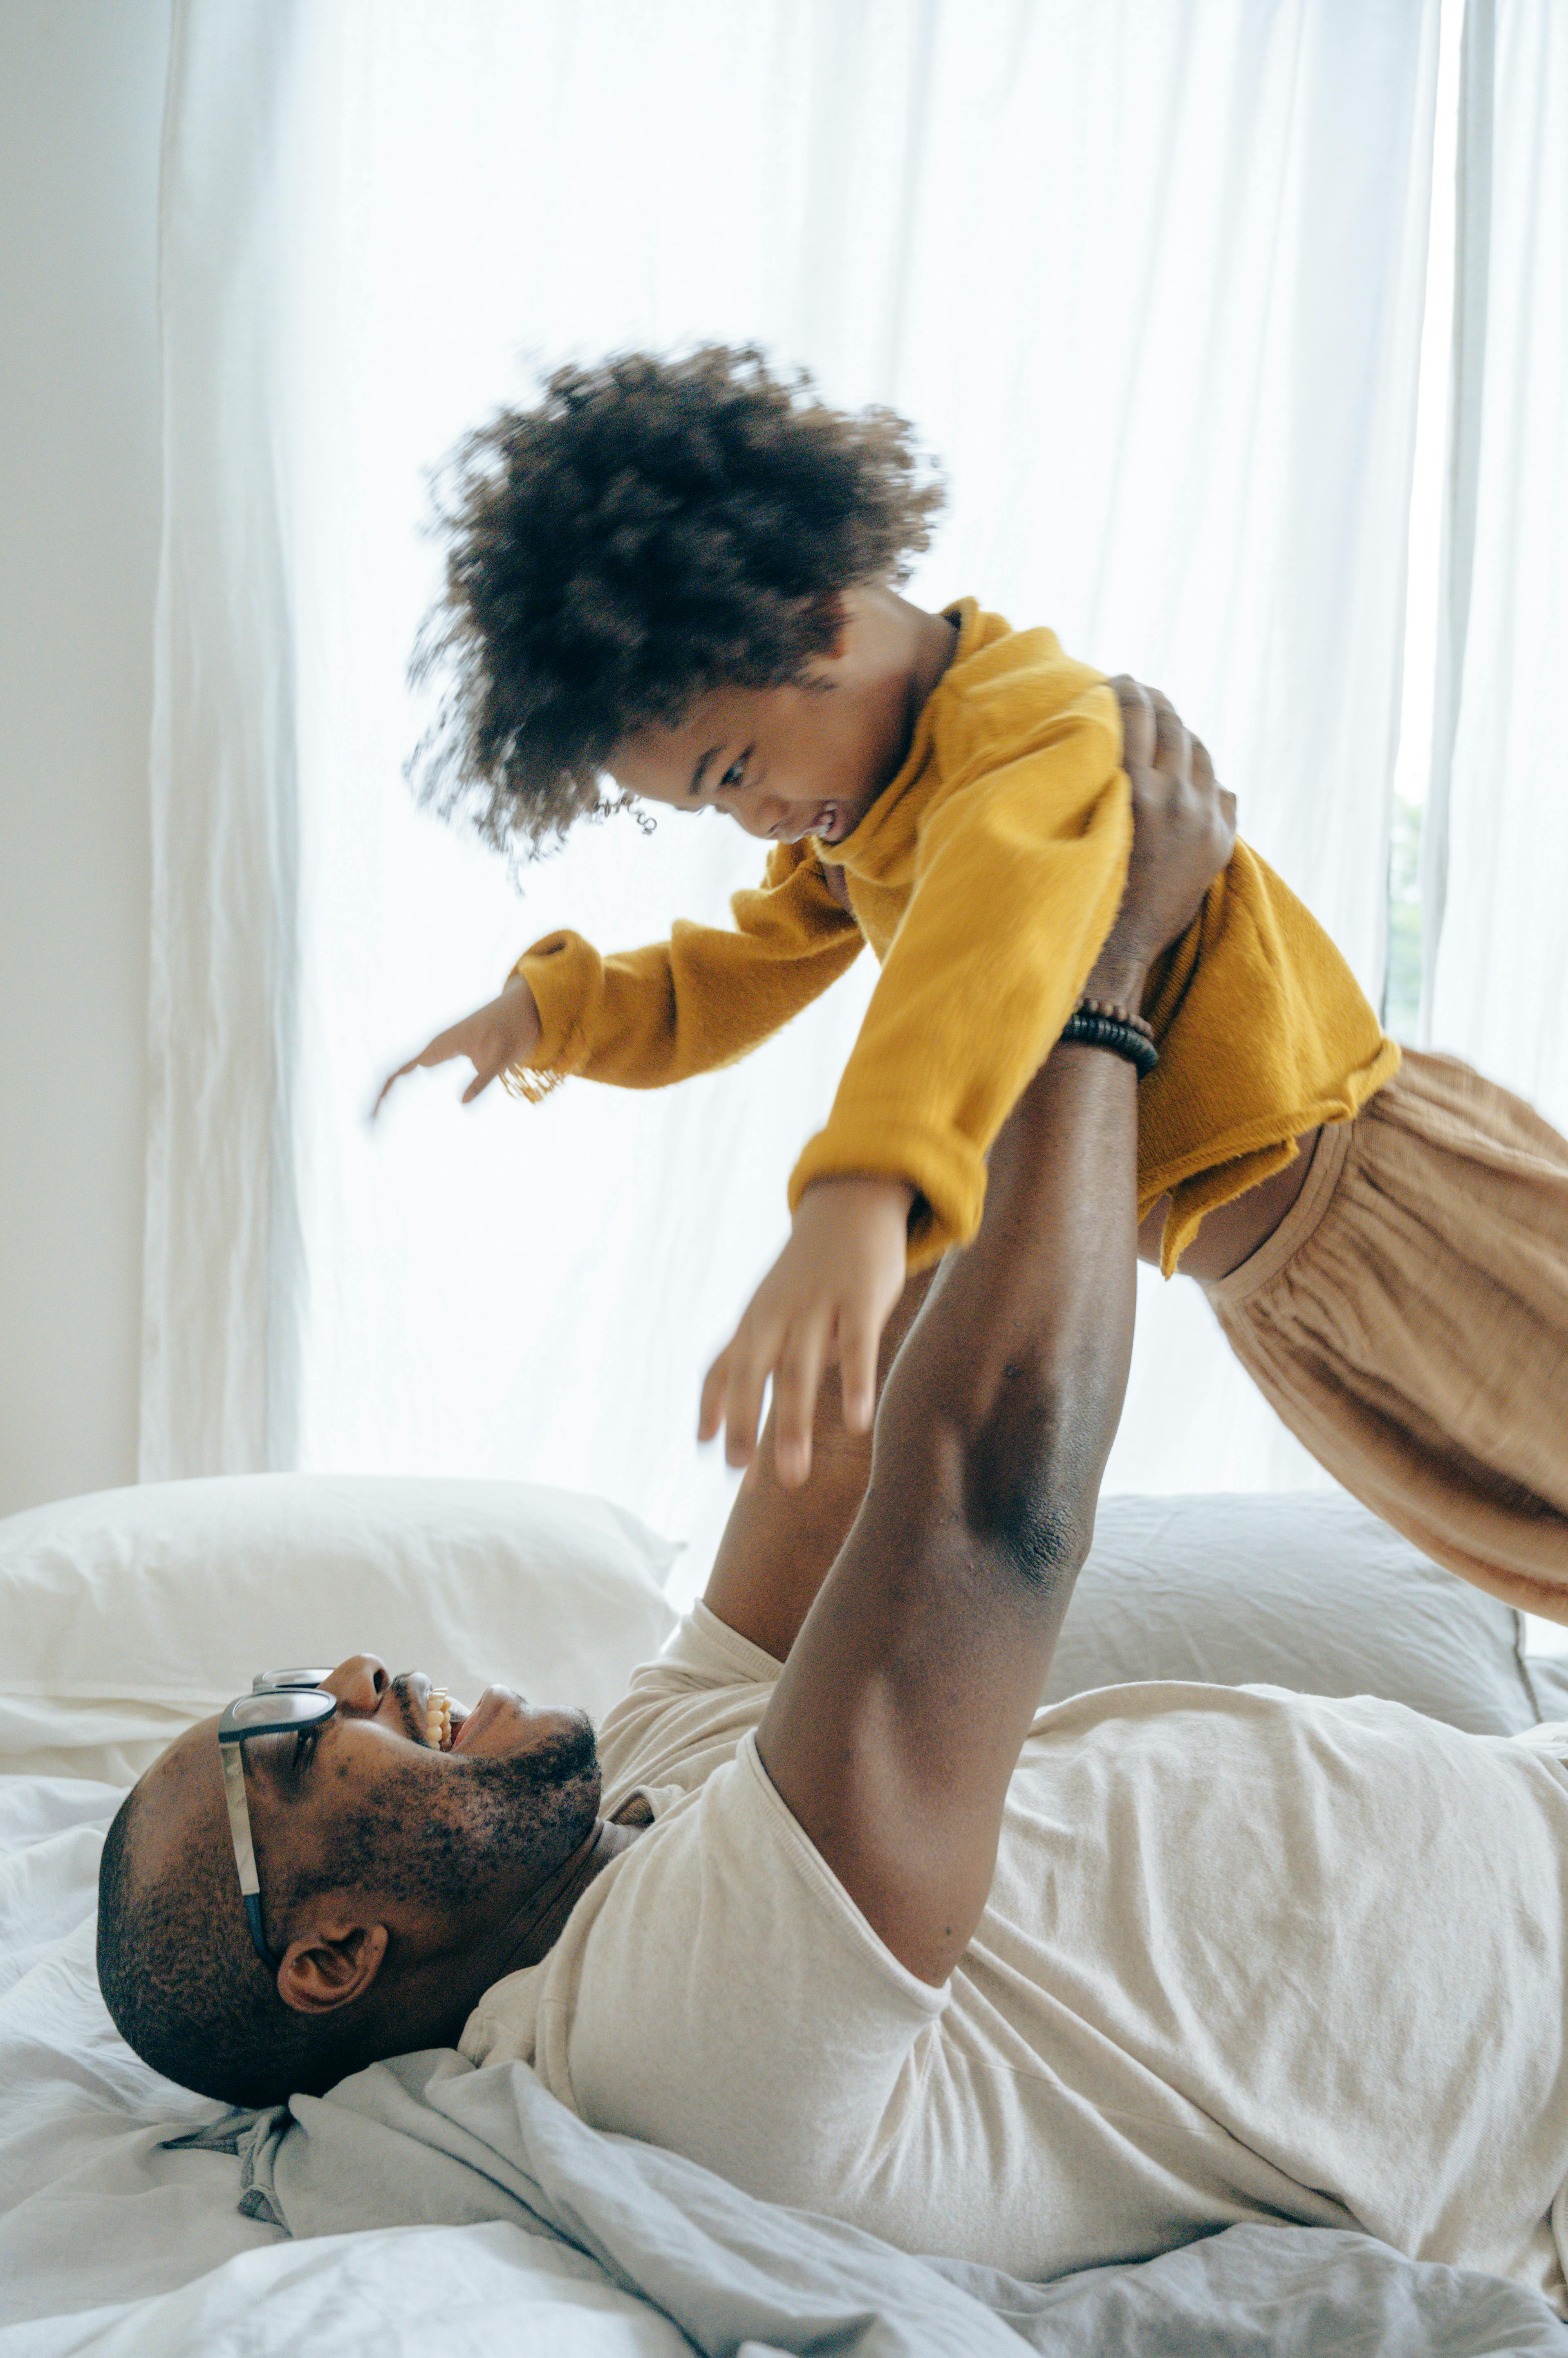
[{"xmin": 755, "ymin": 684, "xmax": 1232, "ymax": 1986}]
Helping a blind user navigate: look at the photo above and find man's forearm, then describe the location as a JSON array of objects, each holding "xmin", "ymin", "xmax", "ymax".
[
  {"xmin": 708, "ymin": 942, "xmax": 1148, "ymax": 1662},
  {"xmin": 756, "ymin": 675, "xmax": 1229, "ymax": 1982},
  {"xmin": 759, "ymin": 1031, "xmax": 1140, "ymax": 1981},
  {"xmin": 872, "ymin": 1035, "xmax": 1138, "ymax": 1582}
]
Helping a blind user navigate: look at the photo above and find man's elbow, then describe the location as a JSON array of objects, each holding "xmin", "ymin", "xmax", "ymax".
[
  {"xmin": 873, "ymin": 1350, "xmax": 1110, "ymax": 1591},
  {"xmin": 959, "ymin": 1408, "xmax": 1101, "ymax": 1592},
  {"xmin": 972, "ymin": 1480, "xmax": 1095, "ymax": 1597}
]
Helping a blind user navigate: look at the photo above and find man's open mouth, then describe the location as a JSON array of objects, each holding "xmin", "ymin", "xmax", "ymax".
[{"xmin": 423, "ymin": 1686, "xmax": 468, "ymax": 1752}]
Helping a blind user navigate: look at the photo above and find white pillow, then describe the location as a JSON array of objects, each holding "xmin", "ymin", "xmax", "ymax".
[
  {"xmin": 0, "ymin": 1473, "xmax": 679, "ymax": 1782},
  {"xmin": 1045, "ymin": 1491, "xmax": 1539, "ymax": 1737}
]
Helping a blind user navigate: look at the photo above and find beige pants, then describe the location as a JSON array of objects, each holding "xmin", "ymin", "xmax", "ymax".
[{"xmin": 1205, "ymin": 1051, "xmax": 1568, "ymax": 1621}]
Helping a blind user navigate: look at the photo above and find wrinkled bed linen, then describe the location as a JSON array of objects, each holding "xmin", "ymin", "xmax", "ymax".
[
  {"xmin": 197, "ymin": 2047, "xmax": 1568, "ymax": 2358},
  {"xmin": 0, "ymin": 1778, "xmax": 283, "ymax": 2328},
  {"xmin": 0, "ymin": 1776, "xmax": 682, "ymax": 2354},
  {"xmin": 3, "ymin": 1770, "xmax": 1567, "ymax": 2357}
]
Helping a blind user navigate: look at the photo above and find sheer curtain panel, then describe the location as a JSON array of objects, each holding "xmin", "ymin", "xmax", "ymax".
[
  {"xmin": 144, "ymin": 0, "xmax": 1440, "ymax": 1580},
  {"xmin": 1421, "ymin": 0, "xmax": 1568, "ymax": 1129}
]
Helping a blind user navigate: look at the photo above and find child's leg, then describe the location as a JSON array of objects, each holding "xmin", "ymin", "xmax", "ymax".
[{"xmin": 1200, "ymin": 1052, "xmax": 1568, "ymax": 1621}]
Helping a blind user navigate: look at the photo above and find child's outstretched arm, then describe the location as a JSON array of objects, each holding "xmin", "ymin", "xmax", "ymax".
[
  {"xmin": 704, "ymin": 682, "xmax": 1234, "ymax": 1483},
  {"xmin": 374, "ymin": 840, "xmax": 862, "ymax": 1115}
]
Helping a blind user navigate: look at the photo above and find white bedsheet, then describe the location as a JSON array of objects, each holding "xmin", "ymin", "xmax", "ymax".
[
  {"xmin": 5, "ymin": 1737, "xmax": 1565, "ymax": 2357},
  {"xmin": 0, "ymin": 1769, "xmax": 686, "ymax": 2354}
]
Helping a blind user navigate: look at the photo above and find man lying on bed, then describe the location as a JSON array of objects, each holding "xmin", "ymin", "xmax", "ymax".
[{"xmin": 96, "ymin": 696, "xmax": 1568, "ymax": 2315}]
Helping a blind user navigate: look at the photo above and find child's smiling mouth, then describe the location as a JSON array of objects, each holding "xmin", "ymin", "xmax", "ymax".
[{"xmin": 777, "ymin": 800, "xmax": 846, "ymax": 844}]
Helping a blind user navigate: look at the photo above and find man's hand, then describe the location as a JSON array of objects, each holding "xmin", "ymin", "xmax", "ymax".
[
  {"xmin": 1097, "ymin": 677, "xmax": 1236, "ymax": 996},
  {"xmin": 373, "ymin": 972, "xmax": 543, "ymax": 1116},
  {"xmin": 700, "ymin": 1177, "xmax": 915, "ymax": 1487}
]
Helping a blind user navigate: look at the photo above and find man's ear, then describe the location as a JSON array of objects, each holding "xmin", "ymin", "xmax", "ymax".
[{"xmin": 275, "ymin": 1916, "xmax": 390, "ymax": 2016}]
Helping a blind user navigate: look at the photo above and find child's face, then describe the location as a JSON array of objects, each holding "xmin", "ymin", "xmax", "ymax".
[{"xmin": 609, "ymin": 673, "xmax": 904, "ymax": 849}]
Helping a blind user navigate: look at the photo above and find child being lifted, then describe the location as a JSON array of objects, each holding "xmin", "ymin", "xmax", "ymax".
[{"xmin": 379, "ymin": 345, "xmax": 1568, "ymax": 1621}]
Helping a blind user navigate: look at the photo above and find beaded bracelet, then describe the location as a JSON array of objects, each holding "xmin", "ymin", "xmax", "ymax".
[
  {"xmin": 1075, "ymin": 995, "xmax": 1155, "ymax": 1044},
  {"xmin": 1060, "ymin": 996, "xmax": 1160, "ymax": 1077}
]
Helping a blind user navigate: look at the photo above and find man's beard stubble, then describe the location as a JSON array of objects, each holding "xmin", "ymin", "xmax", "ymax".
[{"xmin": 295, "ymin": 1716, "xmax": 603, "ymax": 1918}]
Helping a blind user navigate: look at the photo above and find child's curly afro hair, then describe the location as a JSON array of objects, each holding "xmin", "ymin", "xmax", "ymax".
[{"xmin": 409, "ymin": 345, "xmax": 944, "ymax": 857}]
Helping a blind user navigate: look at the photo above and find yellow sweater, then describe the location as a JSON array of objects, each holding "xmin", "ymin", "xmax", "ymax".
[{"xmin": 514, "ymin": 602, "xmax": 1400, "ymax": 1274}]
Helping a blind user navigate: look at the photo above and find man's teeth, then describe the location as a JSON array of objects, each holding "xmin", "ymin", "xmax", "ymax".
[{"xmin": 424, "ymin": 1688, "xmax": 453, "ymax": 1751}]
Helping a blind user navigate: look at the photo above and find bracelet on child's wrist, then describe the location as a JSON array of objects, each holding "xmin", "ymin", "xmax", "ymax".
[{"xmin": 1059, "ymin": 996, "xmax": 1159, "ymax": 1077}]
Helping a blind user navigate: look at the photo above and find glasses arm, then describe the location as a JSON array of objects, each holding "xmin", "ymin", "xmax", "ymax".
[{"xmin": 220, "ymin": 1739, "xmax": 279, "ymax": 1973}]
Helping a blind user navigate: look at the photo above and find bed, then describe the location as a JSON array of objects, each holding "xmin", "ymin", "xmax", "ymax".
[{"xmin": 3, "ymin": 1474, "xmax": 1566, "ymax": 2356}]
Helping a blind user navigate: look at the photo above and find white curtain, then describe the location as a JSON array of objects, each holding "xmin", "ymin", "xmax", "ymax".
[
  {"xmin": 145, "ymin": 0, "xmax": 1441, "ymax": 1589},
  {"xmin": 1421, "ymin": 0, "xmax": 1568, "ymax": 1129}
]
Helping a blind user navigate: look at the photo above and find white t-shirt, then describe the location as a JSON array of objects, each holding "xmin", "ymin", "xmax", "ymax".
[{"xmin": 461, "ymin": 1605, "xmax": 1568, "ymax": 2305}]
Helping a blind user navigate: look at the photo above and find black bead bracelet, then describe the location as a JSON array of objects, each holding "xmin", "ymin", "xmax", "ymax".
[{"xmin": 1059, "ymin": 1007, "xmax": 1160, "ymax": 1077}]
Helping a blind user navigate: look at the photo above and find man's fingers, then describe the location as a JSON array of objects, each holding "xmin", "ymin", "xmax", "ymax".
[
  {"xmin": 1109, "ymin": 674, "xmax": 1155, "ymax": 769},
  {"xmin": 1175, "ymin": 729, "xmax": 1235, "ymax": 850},
  {"xmin": 1145, "ymin": 687, "xmax": 1191, "ymax": 783}
]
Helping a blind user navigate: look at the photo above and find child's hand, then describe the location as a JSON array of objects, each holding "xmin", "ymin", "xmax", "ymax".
[
  {"xmin": 373, "ymin": 973, "xmax": 543, "ymax": 1115},
  {"xmin": 701, "ymin": 1177, "xmax": 915, "ymax": 1487}
]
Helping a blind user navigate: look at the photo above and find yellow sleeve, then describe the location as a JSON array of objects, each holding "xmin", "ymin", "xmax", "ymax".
[
  {"xmin": 1136, "ymin": 847, "xmax": 1401, "ymax": 1272},
  {"xmin": 788, "ymin": 686, "xmax": 1130, "ymax": 1263},
  {"xmin": 507, "ymin": 841, "xmax": 864, "ymax": 1099}
]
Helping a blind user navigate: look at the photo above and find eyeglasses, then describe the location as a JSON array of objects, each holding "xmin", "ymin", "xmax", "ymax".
[{"xmin": 218, "ymin": 1669, "xmax": 338, "ymax": 1972}]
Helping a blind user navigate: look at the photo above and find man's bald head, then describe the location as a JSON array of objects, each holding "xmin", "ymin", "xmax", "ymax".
[{"xmin": 96, "ymin": 1729, "xmax": 389, "ymax": 2105}]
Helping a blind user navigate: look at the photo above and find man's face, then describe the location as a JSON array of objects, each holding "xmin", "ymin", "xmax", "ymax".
[{"xmin": 139, "ymin": 1655, "xmax": 603, "ymax": 2000}]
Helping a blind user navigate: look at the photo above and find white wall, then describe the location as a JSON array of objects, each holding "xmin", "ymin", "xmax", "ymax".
[{"xmin": 0, "ymin": 0, "xmax": 171, "ymax": 1516}]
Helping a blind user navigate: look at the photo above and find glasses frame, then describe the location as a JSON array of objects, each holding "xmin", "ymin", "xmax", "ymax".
[{"xmin": 217, "ymin": 1670, "xmax": 338, "ymax": 1973}]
